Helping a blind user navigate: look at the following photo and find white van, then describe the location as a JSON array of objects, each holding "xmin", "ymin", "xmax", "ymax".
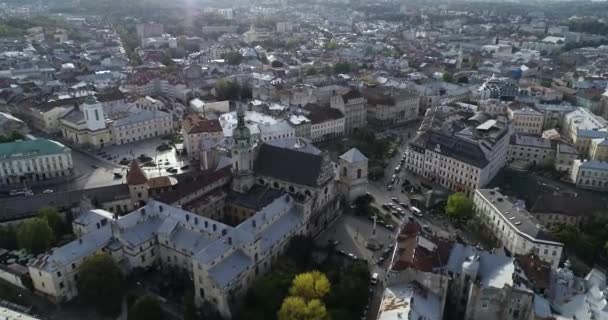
[
  {"xmin": 370, "ymin": 272, "xmax": 379, "ymax": 285},
  {"xmin": 410, "ymin": 206, "xmax": 422, "ymax": 217}
]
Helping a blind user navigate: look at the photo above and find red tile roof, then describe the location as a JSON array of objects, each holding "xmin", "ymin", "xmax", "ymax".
[
  {"xmin": 392, "ymin": 220, "xmax": 453, "ymax": 272},
  {"xmin": 126, "ymin": 161, "xmax": 148, "ymax": 185},
  {"xmin": 182, "ymin": 114, "xmax": 222, "ymax": 134}
]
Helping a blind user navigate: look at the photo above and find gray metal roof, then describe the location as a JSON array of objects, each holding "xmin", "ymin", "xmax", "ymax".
[{"xmin": 340, "ymin": 148, "xmax": 368, "ymax": 163}]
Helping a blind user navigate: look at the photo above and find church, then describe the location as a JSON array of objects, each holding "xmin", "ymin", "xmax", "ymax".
[{"xmin": 28, "ymin": 104, "xmax": 368, "ymax": 319}]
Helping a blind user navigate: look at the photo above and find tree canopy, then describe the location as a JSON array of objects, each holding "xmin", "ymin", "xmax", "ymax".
[
  {"xmin": 277, "ymin": 297, "xmax": 327, "ymax": 320},
  {"xmin": 222, "ymin": 51, "xmax": 243, "ymax": 65},
  {"xmin": 442, "ymin": 72, "xmax": 454, "ymax": 83},
  {"xmin": 38, "ymin": 207, "xmax": 65, "ymax": 238},
  {"xmin": 16, "ymin": 218, "xmax": 54, "ymax": 254},
  {"xmin": 333, "ymin": 62, "xmax": 351, "ymax": 74},
  {"xmin": 288, "ymin": 271, "xmax": 330, "ymax": 301},
  {"xmin": 77, "ymin": 253, "xmax": 125, "ymax": 316},
  {"xmin": 445, "ymin": 192, "xmax": 474, "ymax": 221},
  {"xmin": 128, "ymin": 295, "xmax": 165, "ymax": 320}
]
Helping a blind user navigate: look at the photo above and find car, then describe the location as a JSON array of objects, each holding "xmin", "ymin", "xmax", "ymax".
[
  {"xmin": 399, "ymin": 202, "xmax": 408, "ymax": 208},
  {"xmin": 384, "ymin": 224, "xmax": 396, "ymax": 231},
  {"xmin": 390, "ymin": 210, "xmax": 401, "ymax": 218},
  {"xmin": 338, "ymin": 250, "xmax": 347, "ymax": 256},
  {"xmin": 382, "ymin": 247, "xmax": 393, "ymax": 258},
  {"xmin": 388, "ymin": 203, "xmax": 395, "ymax": 209},
  {"xmin": 394, "ymin": 166, "xmax": 400, "ymax": 173},
  {"xmin": 181, "ymin": 165, "xmax": 190, "ymax": 170},
  {"xmin": 370, "ymin": 272, "xmax": 379, "ymax": 285},
  {"xmin": 382, "ymin": 203, "xmax": 390, "ymax": 209},
  {"xmin": 91, "ymin": 164, "xmax": 99, "ymax": 169},
  {"xmin": 386, "ymin": 184, "xmax": 393, "ymax": 191},
  {"xmin": 391, "ymin": 197, "xmax": 399, "ymax": 203},
  {"xmin": 347, "ymin": 253, "xmax": 358, "ymax": 260},
  {"xmin": 377, "ymin": 256, "xmax": 386, "ymax": 265},
  {"xmin": 42, "ymin": 189, "xmax": 54, "ymax": 194},
  {"xmin": 423, "ymin": 225, "xmax": 432, "ymax": 234}
]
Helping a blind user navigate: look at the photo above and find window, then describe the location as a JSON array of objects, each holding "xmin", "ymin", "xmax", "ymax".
[
  {"xmin": 94, "ymin": 109, "xmax": 100, "ymax": 121},
  {"xmin": 57, "ymin": 271, "xmax": 62, "ymax": 277},
  {"xmin": 72, "ymin": 263, "xmax": 76, "ymax": 270},
  {"xmin": 357, "ymin": 169, "xmax": 362, "ymax": 179}
]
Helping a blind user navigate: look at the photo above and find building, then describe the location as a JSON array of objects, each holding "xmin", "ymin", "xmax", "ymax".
[
  {"xmin": 363, "ymin": 88, "xmax": 420, "ymax": 127},
  {"xmin": 477, "ymin": 76, "xmax": 519, "ymax": 101},
  {"xmin": 0, "ymin": 139, "xmax": 73, "ymax": 186},
  {"xmin": 182, "ymin": 114, "xmax": 223, "ymax": 159},
  {"xmin": 473, "ymin": 189, "xmax": 564, "ymax": 268},
  {"xmin": 0, "ymin": 307, "xmax": 40, "ymax": 320},
  {"xmin": 530, "ymin": 193, "xmax": 604, "ymax": 229},
  {"xmin": 570, "ymin": 160, "xmax": 608, "ymax": 191},
  {"xmin": 136, "ymin": 22, "xmax": 164, "ymax": 40},
  {"xmin": 60, "ymin": 95, "xmax": 174, "ymax": 148},
  {"xmin": 337, "ymin": 148, "xmax": 368, "ymax": 202},
  {"xmin": 507, "ymin": 133, "xmax": 579, "ymax": 172},
  {"xmin": 28, "ymin": 105, "xmax": 347, "ymax": 319},
  {"xmin": 507, "ymin": 105, "xmax": 544, "ymax": 135},
  {"xmin": 330, "ymin": 89, "xmax": 367, "ymax": 134},
  {"xmin": 406, "ymin": 110, "xmax": 510, "ymax": 195},
  {"xmin": 562, "ymin": 107, "xmax": 608, "ymax": 157},
  {"xmin": 302, "ymin": 104, "xmax": 345, "ymax": 143}
]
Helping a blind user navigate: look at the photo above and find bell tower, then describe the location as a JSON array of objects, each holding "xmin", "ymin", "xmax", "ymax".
[{"xmin": 231, "ymin": 104, "xmax": 256, "ymax": 193}]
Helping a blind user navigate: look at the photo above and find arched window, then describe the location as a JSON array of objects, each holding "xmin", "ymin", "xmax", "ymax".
[{"xmin": 357, "ymin": 169, "xmax": 362, "ymax": 179}]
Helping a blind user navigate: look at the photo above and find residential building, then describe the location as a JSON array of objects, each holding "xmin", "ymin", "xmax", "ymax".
[
  {"xmin": 0, "ymin": 307, "xmax": 40, "ymax": 320},
  {"xmin": 337, "ymin": 148, "xmax": 368, "ymax": 202},
  {"xmin": 508, "ymin": 105, "xmax": 544, "ymax": 135},
  {"xmin": 0, "ymin": 112, "xmax": 28, "ymax": 136},
  {"xmin": 562, "ymin": 107, "xmax": 608, "ymax": 157},
  {"xmin": 303, "ymin": 104, "xmax": 345, "ymax": 143},
  {"xmin": 477, "ymin": 76, "xmax": 519, "ymax": 101},
  {"xmin": 571, "ymin": 160, "xmax": 608, "ymax": 191},
  {"xmin": 0, "ymin": 139, "xmax": 73, "ymax": 186},
  {"xmin": 330, "ymin": 89, "xmax": 367, "ymax": 134},
  {"xmin": 507, "ymin": 133, "xmax": 579, "ymax": 172},
  {"xmin": 182, "ymin": 114, "xmax": 223, "ymax": 159},
  {"xmin": 530, "ymin": 193, "xmax": 605, "ymax": 229},
  {"xmin": 406, "ymin": 110, "xmax": 510, "ymax": 195},
  {"xmin": 363, "ymin": 88, "xmax": 420, "ymax": 127},
  {"xmin": 473, "ymin": 189, "xmax": 564, "ymax": 268}
]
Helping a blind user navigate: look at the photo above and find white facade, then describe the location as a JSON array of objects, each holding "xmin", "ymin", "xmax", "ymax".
[
  {"xmin": 571, "ymin": 160, "xmax": 608, "ymax": 191},
  {"xmin": 0, "ymin": 139, "xmax": 73, "ymax": 186},
  {"xmin": 508, "ymin": 106, "xmax": 544, "ymax": 135},
  {"xmin": 310, "ymin": 117, "xmax": 345, "ymax": 143},
  {"xmin": 474, "ymin": 189, "xmax": 563, "ymax": 268}
]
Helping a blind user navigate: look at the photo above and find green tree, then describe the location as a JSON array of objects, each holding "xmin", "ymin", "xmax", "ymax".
[
  {"xmin": 38, "ymin": 207, "xmax": 64, "ymax": 237},
  {"xmin": 245, "ymin": 272, "xmax": 294, "ymax": 320},
  {"xmin": 0, "ymin": 225, "xmax": 17, "ymax": 250},
  {"xmin": 77, "ymin": 253, "xmax": 125, "ymax": 316},
  {"xmin": 286, "ymin": 236, "xmax": 314, "ymax": 269},
  {"xmin": 277, "ymin": 297, "xmax": 327, "ymax": 320},
  {"xmin": 445, "ymin": 192, "xmax": 474, "ymax": 221},
  {"xmin": 305, "ymin": 67, "xmax": 317, "ymax": 76},
  {"xmin": 128, "ymin": 295, "xmax": 165, "ymax": 320},
  {"xmin": 215, "ymin": 79, "xmax": 241, "ymax": 100},
  {"xmin": 16, "ymin": 218, "xmax": 54, "ymax": 254},
  {"xmin": 271, "ymin": 60, "xmax": 284, "ymax": 68},
  {"xmin": 288, "ymin": 271, "xmax": 330, "ymax": 301},
  {"xmin": 222, "ymin": 51, "xmax": 243, "ymax": 65},
  {"xmin": 333, "ymin": 62, "xmax": 351, "ymax": 74},
  {"xmin": 442, "ymin": 72, "xmax": 454, "ymax": 83}
]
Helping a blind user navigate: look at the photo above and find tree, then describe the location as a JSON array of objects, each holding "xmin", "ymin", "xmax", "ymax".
[
  {"xmin": 445, "ymin": 193, "xmax": 474, "ymax": 221},
  {"xmin": 16, "ymin": 218, "xmax": 54, "ymax": 254},
  {"xmin": 0, "ymin": 225, "xmax": 17, "ymax": 250},
  {"xmin": 215, "ymin": 79, "xmax": 241, "ymax": 100},
  {"xmin": 77, "ymin": 253, "xmax": 125, "ymax": 316},
  {"xmin": 222, "ymin": 51, "xmax": 243, "ymax": 65},
  {"xmin": 277, "ymin": 297, "xmax": 327, "ymax": 320},
  {"xmin": 306, "ymin": 67, "xmax": 317, "ymax": 76},
  {"xmin": 333, "ymin": 62, "xmax": 351, "ymax": 74},
  {"xmin": 244, "ymin": 272, "xmax": 294, "ymax": 320},
  {"xmin": 38, "ymin": 207, "xmax": 64, "ymax": 237},
  {"xmin": 288, "ymin": 271, "xmax": 330, "ymax": 301},
  {"xmin": 271, "ymin": 60, "xmax": 284, "ymax": 68},
  {"xmin": 128, "ymin": 295, "xmax": 165, "ymax": 320},
  {"xmin": 442, "ymin": 72, "xmax": 454, "ymax": 83}
]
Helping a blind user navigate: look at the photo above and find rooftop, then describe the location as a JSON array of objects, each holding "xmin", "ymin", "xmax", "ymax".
[
  {"xmin": 0, "ymin": 139, "xmax": 69, "ymax": 160},
  {"xmin": 378, "ymin": 282, "xmax": 442, "ymax": 320},
  {"xmin": 475, "ymin": 189, "xmax": 562, "ymax": 245}
]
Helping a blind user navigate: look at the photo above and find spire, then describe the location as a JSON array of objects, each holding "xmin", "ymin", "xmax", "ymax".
[
  {"xmin": 84, "ymin": 94, "xmax": 98, "ymax": 105},
  {"xmin": 126, "ymin": 160, "xmax": 148, "ymax": 185}
]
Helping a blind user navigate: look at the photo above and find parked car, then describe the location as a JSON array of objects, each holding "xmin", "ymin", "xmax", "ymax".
[
  {"xmin": 386, "ymin": 184, "xmax": 393, "ymax": 191},
  {"xmin": 399, "ymin": 201, "xmax": 408, "ymax": 208},
  {"xmin": 347, "ymin": 253, "xmax": 358, "ymax": 260},
  {"xmin": 42, "ymin": 189, "xmax": 54, "ymax": 194},
  {"xmin": 391, "ymin": 197, "xmax": 399, "ymax": 203},
  {"xmin": 377, "ymin": 256, "xmax": 386, "ymax": 265}
]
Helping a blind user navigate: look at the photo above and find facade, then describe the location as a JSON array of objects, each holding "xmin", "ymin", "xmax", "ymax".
[
  {"xmin": 0, "ymin": 139, "xmax": 73, "ymax": 186},
  {"xmin": 571, "ymin": 160, "xmax": 608, "ymax": 191},
  {"xmin": 330, "ymin": 89, "xmax": 367, "ymax": 134},
  {"xmin": 182, "ymin": 114, "xmax": 223, "ymax": 159},
  {"xmin": 337, "ymin": 148, "xmax": 368, "ymax": 202},
  {"xmin": 507, "ymin": 105, "xmax": 544, "ymax": 135},
  {"xmin": 507, "ymin": 133, "xmax": 579, "ymax": 172},
  {"xmin": 303, "ymin": 104, "xmax": 345, "ymax": 143},
  {"xmin": 60, "ymin": 95, "xmax": 174, "ymax": 148},
  {"xmin": 562, "ymin": 107, "xmax": 608, "ymax": 157},
  {"xmin": 473, "ymin": 189, "xmax": 564, "ymax": 268},
  {"xmin": 363, "ymin": 88, "xmax": 420, "ymax": 127},
  {"xmin": 406, "ymin": 111, "xmax": 510, "ymax": 195}
]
